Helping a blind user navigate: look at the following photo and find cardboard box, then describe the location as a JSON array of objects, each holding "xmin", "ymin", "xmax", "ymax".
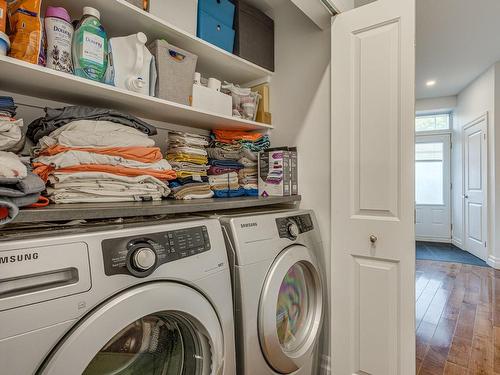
[
  {"xmin": 252, "ymin": 83, "xmax": 272, "ymax": 125},
  {"xmin": 259, "ymin": 147, "xmax": 298, "ymax": 197}
]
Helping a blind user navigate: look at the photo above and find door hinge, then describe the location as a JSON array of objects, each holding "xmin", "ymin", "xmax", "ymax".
[
  {"xmin": 485, "ymin": 241, "xmax": 487, "ymax": 247},
  {"xmin": 451, "ymin": 223, "xmax": 453, "ymax": 232}
]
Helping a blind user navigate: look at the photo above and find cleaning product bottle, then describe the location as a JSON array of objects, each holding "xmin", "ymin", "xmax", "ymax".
[
  {"xmin": 45, "ymin": 6, "xmax": 74, "ymax": 73},
  {"xmin": 105, "ymin": 32, "xmax": 153, "ymax": 95},
  {"xmin": 72, "ymin": 7, "xmax": 108, "ymax": 82}
]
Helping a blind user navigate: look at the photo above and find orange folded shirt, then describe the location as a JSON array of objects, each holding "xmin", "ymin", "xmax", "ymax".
[
  {"xmin": 33, "ymin": 163, "xmax": 177, "ymax": 182},
  {"xmin": 39, "ymin": 145, "xmax": 163, "ymax": 163},
  {"xmin": 212, "ymin": 129, "xmax": 264, "ymax": 143}
]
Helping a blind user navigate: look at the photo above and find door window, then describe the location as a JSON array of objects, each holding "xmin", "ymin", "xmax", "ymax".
[
  {"xmin": 415, "ymin": 142, "xmax": 444, "ymax": 205},
  {"xmin": 276, "ymin": 262, "xmax": 313, "ymax": 352},
  {"xmin": 83, "ymin": 312, "xmax": 209, "ymax": 375}
]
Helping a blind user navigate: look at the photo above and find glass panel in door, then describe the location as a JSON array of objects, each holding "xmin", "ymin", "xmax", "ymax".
[
  {"xmin": 415, "ymin": 134, "xmax": 451, "ymax": 241},
  {"xmin": 83, "ymin": 312, "xmax": 210, "ymax": 375}
]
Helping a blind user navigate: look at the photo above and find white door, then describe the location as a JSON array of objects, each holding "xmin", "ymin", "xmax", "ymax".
[
  {"xmin": 331, "ymin": 0, "xmax": 416, "ymax": 373},
  {"xmin": 463, "ymin": 116, "xmax": 488, "ymax": 261},
  {"xmin": 415, "ymin": 134, "xmax": 451, "ymax": 242}
]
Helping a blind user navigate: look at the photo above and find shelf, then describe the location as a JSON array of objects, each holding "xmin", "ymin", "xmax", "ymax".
[
  {"xmin": 0, "ymin": 56, "xmax": 272, "ymax": 131},
  {"xmin": 44, "ymin": 0, "xmax": 273, "ymax": 85},
  {"xmin": 11, "ymin": 196, "xmax": 301, "ymax": 224}
]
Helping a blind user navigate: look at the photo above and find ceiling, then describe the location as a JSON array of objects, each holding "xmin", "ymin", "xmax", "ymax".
[{"xmin": 416, "ymin": 0, "xmax": 500, "ymax": 99}]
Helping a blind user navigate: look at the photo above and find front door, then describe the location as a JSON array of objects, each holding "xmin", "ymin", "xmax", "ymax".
[
  {"xmin": 415, "ymin": 134, "xmax": 451, "ymax": 242},
  {"xmin": 331, "ymin": 0, "xmax": 416, "ymax": 373},
  {"xmin": 463, "ymin": 115, "xmax": 488, "ymax": 261}
]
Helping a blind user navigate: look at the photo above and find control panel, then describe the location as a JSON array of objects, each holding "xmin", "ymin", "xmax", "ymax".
[
  {"xmin": 276, "ymin": 214, "xmax": 314, "ymax": 240},
  {"xmin": 102, "ymin": 226, "xmax": 211, "ymax": 278}
]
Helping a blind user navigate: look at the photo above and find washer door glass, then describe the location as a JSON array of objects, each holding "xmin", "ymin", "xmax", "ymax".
[
  {"xmin": 276, "ymin": 262, "xmax": 311, "ymax": 352},
  {"xmin": 259, "ymin": 245, "xmax": 323, "ymax": 374},
  {"xmin": 83, "ymin": 313, "xmax": 206, "ymax": 375}
]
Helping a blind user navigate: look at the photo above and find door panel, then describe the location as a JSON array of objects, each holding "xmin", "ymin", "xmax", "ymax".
[
  {"xmin": 331, "ymin": 0, "xmax": 415, "ymax": 373},
  {"xmin": 354, "ymin": 20, "xmax": 400, "ymax": 216},
  {"xmin": 415, "ymin": 134, "xmax": 451, "ymax": 241},
  {"xmin": 463, "ymin": 116, "xmax": 487, "ymax": 260},
  {"xmin": 355, "ymin": 257, "xmax": 398, "ymax": 375}
]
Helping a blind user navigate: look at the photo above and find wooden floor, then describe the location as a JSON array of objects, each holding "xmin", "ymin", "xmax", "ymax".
[{"xmin": 416, "ymin": 259, "xmax": 500, "ymax": 374}]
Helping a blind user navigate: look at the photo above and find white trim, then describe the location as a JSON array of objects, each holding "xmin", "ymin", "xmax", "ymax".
[
  {"xmin": 415, "ymin": 236, "xmax": 451, "ymax": 243},
  {"xmin": 452, "ymin": 237, "xmax": 464, "ymax": 250},
  {"xmin": 487, "ymin": 255, "xmax": 500, "ymax": 269}
]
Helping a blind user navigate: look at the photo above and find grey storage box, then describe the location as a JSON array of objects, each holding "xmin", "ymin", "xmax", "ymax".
[
  {"xmin": 148, "ymin": 40, "xmax": 198, "ymax": 106},
  {"xmin": 234, "ymin": 1, "xmax": 274, "ymax": 71}
]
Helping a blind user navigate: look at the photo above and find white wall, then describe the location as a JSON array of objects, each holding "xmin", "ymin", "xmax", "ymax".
[
  {"xmin": 270, "ymin": 1, "xmax": 331, "ymax": 371},
  {"xmin": 416, "ymin": 95, "xmax": 457, "ymax": 114},
  {"xmin": 452, "ymin": 65, "xmax": 496, "ymax": 263}
]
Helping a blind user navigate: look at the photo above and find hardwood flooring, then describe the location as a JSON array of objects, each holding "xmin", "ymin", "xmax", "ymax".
[{"xmin": 416, "ymin": 260, "xmax": 500, "ymax": 374}]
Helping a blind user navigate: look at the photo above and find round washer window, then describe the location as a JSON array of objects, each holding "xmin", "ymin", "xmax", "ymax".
[
  {"xmin": 83, "ymin": 312, "xmax": 210, "ymax": 375},
  {"xmin": 276, "ymin": 262, "xmax": 312, "ymax": 352}
]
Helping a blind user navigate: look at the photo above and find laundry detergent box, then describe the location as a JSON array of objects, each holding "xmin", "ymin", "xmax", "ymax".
[{"xmin": 258, "ymin": 147, "xmax": 298, "ymax": 197}]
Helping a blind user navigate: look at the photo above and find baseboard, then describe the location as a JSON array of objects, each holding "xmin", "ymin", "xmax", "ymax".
[
  {"xmin": 487, "ymin": 255, "xmax": 500, "ymax": 269},
  {"xmin": 416, "ymin": 236, "xmax": 452, "ymax": 243},
  {"xmin": 452, "ymin": 237, "xmax": 464, "ymax": 250}
]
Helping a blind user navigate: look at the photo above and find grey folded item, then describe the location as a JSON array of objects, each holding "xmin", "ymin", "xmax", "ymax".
[
  {"xmin": 27, "ymin": 106, "xmax": 157, "ymax": 142},
  {"xmin": 0, "ymin": 172, "xmax": 45, "ymax": 197},
  {"xmin": 206, "ymin": 147, "xmax": 257, "ymax": 162},
  {"xmin": 0, "ymin": 197, "xmax": 19, "ymax": 225},
  {"xmin": 11, "ymin": 193, "xmax": 40, "ymax": 207}
]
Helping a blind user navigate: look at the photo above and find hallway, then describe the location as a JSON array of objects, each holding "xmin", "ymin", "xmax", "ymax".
[{"xmin": 416, "ymin": 259, "xmax": 500, "ymax": 374}]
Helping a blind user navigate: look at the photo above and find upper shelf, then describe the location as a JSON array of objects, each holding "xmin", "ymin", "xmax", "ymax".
[
  {"xmin": 0, "ymin": 55, "xmax": 272, "ymax": 131},
  {"xmin": 44, "ymin": 0, "xmax": 274, "ymax": 85}
]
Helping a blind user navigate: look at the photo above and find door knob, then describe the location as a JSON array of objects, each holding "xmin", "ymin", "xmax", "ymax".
[
  {"xmin": 463, "ymin": 194, "xmax": 469, "ymax": 199},
  {"xmin": 369, "ymin": 235, "xmax": 378, "ymax": 243}
]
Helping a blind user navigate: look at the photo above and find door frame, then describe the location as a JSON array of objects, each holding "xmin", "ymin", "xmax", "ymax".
[
  {"xmin": 415, "ymin": 133, "xmax": 452, "ymax": 242},
  {"xmin": 462, "ymin": 113, "xmax": 488, "ymax": 261}
]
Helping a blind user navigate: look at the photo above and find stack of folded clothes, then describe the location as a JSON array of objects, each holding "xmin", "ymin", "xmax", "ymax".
[
  {"xmin": 166, "ymin": 131, "xmax": 213, "ymax": 200},
  {"xmin": 0, "ymin": 96, "xmax": 25, "ymax": 153},
  {"xmin": 28, "ymin": 106, "xmax": 176, "ymax": 204},
  {"xmin": 207, "ymin": 129, "xmax": 270, "ymax": 197},
  {"xmin": 0, "ymin": 151, "xmax": 45, "ymax": 224}
]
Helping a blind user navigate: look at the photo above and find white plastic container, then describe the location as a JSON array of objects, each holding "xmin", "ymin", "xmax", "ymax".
[
  {"xmin": 149, "ymin": 0, "xmax": 197, "ymax": 36},
  {"xmin": 192, "ymin": 83, "xmax": 232, "ymax": 116},
  {"xmin": 45, "ymin": 7, "xmax": 74, "ymax": 73},
  {"xmin": 106, "ymin": 32, "xmax": 153, "ymax": 96}
]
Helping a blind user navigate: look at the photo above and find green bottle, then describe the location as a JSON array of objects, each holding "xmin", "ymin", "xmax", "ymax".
[{"xmin": 72, "ymin": 7, "xmax": 108, "ymax": 82}]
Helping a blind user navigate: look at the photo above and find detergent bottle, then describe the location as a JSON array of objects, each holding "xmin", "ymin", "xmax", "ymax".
[
  {"xmin": 105, "ymin": 32, "xmax": 153, "ymax": 95},
  {"xmin": 72, "ymin": 7, "xmax": 108, "ymax": 82}
]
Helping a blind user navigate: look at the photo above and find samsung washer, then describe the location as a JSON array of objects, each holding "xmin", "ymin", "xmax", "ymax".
[
  {"xmin": 0, "ymin": 217, "xmax": 236, "ymax": 375},
  {"xmin": 217, "ymin": 209, "xmax": 326, "ymax": 375}
]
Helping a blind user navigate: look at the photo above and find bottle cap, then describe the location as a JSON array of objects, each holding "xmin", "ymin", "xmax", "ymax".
[
  {"xmin": 46, "ymin": 7, "xmax": 71, "ymax": 23},
  {"xmin": 83, "ymin": 7, "xmax": 100, "ymax": 20}
]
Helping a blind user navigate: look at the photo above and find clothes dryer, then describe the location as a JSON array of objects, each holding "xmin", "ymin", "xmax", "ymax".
[
  {"xmin": 0, "ymin": 217, "xmax": 236, "ymax": 375},
  {"xmin": 219, "ymin": 209, "xmax": 326, "ymax": 375}
]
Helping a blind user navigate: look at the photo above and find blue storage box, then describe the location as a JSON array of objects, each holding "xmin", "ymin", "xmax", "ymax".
[
  {"xmin": 197, "ymin": 10, "xmax": 235, "ymax": 53},
  {"xmin": 198, "ymin": 0, "xmax": 235, "ymax": 27}
]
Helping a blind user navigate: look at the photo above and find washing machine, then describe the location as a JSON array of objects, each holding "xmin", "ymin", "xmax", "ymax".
[
  {"xmin": 218, "ymin": 209, "xmax": 326, "ymax": 375},
  {"xmin": 0, "ymin": 217, "xmax": 236, "ymax": 375}
]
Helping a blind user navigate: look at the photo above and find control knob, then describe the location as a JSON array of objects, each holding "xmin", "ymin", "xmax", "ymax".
[
  {"xmin": 287, "ymin": 221, "xmax": 300, "ymax": 238},
  {"xmin": 132, "ymin": 247, "xmax": 157, "ymax": 271}
]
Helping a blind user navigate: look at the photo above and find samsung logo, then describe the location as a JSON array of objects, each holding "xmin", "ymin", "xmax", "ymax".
[
  {"xmin": 0, "ymin": 252, "xmax": 39, "ymax": 264},
  {"xmin": 240, "ymin": 222, "xmax": 258, "ymax": 228}
]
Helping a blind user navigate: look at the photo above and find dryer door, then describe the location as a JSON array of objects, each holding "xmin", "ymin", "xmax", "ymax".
[
  {"xmin": 259, "ymin": 245, "xmax": 323, "ymax": 374},
  {"xmin": 39, "ymin": 282, "xmax": 224, "ymax": 375}
]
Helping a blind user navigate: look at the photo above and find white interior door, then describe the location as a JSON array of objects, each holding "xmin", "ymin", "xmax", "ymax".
[
  {"xmin": 463, "ymin": 116, "xmax": 488, "ymax": 261},
  {"xmin": 415, "ymin": 134, "xmax": 451, "ymax": 242},
  {"xmin": 331, "ymin": 0, "xmax": 416, "ymax": 373}
]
